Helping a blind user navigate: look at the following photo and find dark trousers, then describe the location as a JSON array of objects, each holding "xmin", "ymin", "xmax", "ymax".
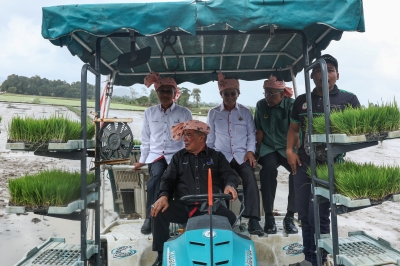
[
  {"xmin": 230, "ymin": 160, "xmax": 261, "ymax": 220},
  {"xmin": 146, "ymin": 158, "xmax": 168, "ymax": 218},
  {"xmin": 293, "ymin": 162, "xmax": 330, "ymax": 266},
  {"xmin": 258, "ymin": 151, "xmax": 296, "ymax": 215},
  {"xmin": 152, "ymin": 200, "xmax": 237, "ymax": 251}
]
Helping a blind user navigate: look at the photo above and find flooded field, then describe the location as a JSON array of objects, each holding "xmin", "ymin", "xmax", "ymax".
[{"xmin": 0, "ymin": 102, "xmax": 399, "ymax": 265}]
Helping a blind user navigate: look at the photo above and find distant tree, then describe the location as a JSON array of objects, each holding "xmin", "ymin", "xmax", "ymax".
[
  {"xmin": 178, "ymin": 87, "xmax": 191, "ymax": 107},
  {"xmin": 130, "ymin": 87, "xmax": 138, "ymax": 101},
  {"xmin": 0, "ymin": 74, "xmax": 93, "ymax": 99},
  {"xmin": 8, "ymin": 87, "xmax": 17, "ymax": 93},
  {"xmin": 149, "ymin": 89, "xmax": 158, "ymax": 104},
  {"xmin": 191, "ymin": 88, "xmax": 202, "ymax": 108},
  {"xmin": 136, "ymin": 96, "xmax": 149, "ymax": 105}
]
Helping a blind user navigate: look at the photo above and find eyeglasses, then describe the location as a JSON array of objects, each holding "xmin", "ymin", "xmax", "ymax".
[
  {"xmin": 264, "ymin": 90, "xmax": 283, "ymax": 97},
  {"xmin": 222, "ymin": 92, "xmax": 238, "ymax": 97},
  {"xmin": 157, "ymin": 89, "xmax": 174, "ymax": 95}
]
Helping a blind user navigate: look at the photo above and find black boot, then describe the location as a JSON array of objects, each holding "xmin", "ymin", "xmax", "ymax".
[
  {"xmin": 247, "ymin": 218, "xmax": 264, "ymax": 236},
  {"xmin": 152, "ymin": 254, "xmax": 163, "ymax": 266},
  {"xmin": 264, "ymin": 216, "xmax": 277, "ymax": 234},
  {"xmin": 283, "ymin": 216, "xmax": 298, "ymax": 234},
  {"xmin": 141, "ymin": 217, "xmax": 151, "ymax": 234}
]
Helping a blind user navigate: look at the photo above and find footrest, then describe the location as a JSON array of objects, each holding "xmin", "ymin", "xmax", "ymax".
[
  {"xmin": 16, "ymin": 238, "xmax": 97, "ymax": 266},
  {"xmin": 318, "ymin": 231, "xmax": 400, "ymax": 266}
]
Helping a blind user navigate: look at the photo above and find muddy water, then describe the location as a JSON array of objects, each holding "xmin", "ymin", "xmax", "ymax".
[{"xmin": 0, "ymin": 102, "xmax": 399, "ymax": 265}]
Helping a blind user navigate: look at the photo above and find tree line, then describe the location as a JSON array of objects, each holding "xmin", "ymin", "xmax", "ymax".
[
  {"xmin": 0, "ymin": 74, "xmax": 215, "ymax": 110},
  {"xmin": 114, "ymin": 86, "xmax": 203, "ymax": 108},
  {"xmin": 0, "ymin": 74, "xmax": 95, "ymax": 99}
]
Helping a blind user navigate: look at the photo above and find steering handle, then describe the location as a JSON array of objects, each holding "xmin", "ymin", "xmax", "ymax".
[{"xmin": 180, "ymin": 193, "xmax": 232, "ymax": 203}]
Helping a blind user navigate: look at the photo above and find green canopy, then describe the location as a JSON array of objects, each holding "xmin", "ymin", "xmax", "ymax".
[{"xmin": 42, "ymin": 0, "xmax": 365, "ymax": 86}]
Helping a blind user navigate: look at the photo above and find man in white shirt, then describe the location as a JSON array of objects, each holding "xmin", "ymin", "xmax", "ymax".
[
  {"xmin": 134, "ymin": 72, "xmax": 192, "ymax": 234},
  {"xmin": 206, "ymin": 72, "xmax": 263, "ymax": 236}
]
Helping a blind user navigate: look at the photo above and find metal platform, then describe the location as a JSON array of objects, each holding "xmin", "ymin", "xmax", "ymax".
[
  {"xmin": 6, "ymin": 139, "xmax": 95, "ymax": 151},
  {"xmin": 311, "ymin": 130, "xmax": 400, "ymax": 144},
  {"xmin": 318, "ymin": 231, "xmax": 400, "ymax": 266},
  {"xmin": 5, "ymin": 192, "xmax": 98, "ymax": 215},
  {"xmin": 314, "ymin": 187, "xmax": 400, "ymax": 210},
  {"xmin": 15, "ymin": 238, "xmax": 97, "ymax": 266}
]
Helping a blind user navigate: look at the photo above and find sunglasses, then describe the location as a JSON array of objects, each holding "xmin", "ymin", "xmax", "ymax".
[
  {"xmin": 264, "ymin": 90, "xmax": 282, "ymax": 97},
  {"xmin": 222, "ymin": 91, "xmax": 238, "ymax": 97},
  {"xmin": 157, "ymin": 89, "xmax": 174, "ymax": 95}
]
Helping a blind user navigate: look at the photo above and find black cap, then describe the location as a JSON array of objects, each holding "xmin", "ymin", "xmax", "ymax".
[{"xmin": 317, "ymin": 54, "xmax": 338, "ymax": 71}]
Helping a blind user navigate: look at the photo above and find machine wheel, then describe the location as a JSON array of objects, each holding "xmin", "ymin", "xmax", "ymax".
[{"xmin": 97, "ymin": 122, "xmax": 134, "ymax": 160}]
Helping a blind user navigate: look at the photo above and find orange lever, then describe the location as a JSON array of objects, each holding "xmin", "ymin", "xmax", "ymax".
[{"xmin": 208, "ymin": 168, "xmax": 213, "ymax": 207}]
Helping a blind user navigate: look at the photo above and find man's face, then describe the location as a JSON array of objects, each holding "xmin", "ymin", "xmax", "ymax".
[
  {"xmin": 220, "ymin": 87, "xmax": 239, "ymax": 106},
  {"xmin": 183, "ymin": 129, "xmax": 203, "ymax": 153},
  {"xmin": 311, "ymin": 63, "xmax": 339, "ymax": 90},
  {"xmin": 157, "ymin": 85, "xmax": 175, "ymax": 106},
  {"xmin": 264, "ymin": 87, "xmax": 284, "ymax": 107}
]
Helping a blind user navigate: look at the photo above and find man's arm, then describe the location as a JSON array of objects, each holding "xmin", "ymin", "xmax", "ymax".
[
  {"xmin": 206, "ymin": 109, "xmax": 216, "ymax": 148},
  {"xmin": 286, "ymin": 122, "xmax": 302, "ymax": 174},
  {"xmin": 243, "ymin": 109, "xmax": 257, "ymax": 167},
  {"xmin": 256, "ymin": 130, "xmax": 264, "ymax": 154},
  {"xmin": 217, "ymin": 152, "xmax": 239, "ymax": 186},
  {"xmin": 138, "ymin": 110, "xmax": 150, "ymax": 164},
  {"xmin": 151, "ymin": 152, "xmax": 179, "ymax": 217}
]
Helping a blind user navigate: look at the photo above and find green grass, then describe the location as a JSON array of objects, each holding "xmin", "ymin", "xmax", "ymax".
[
  {"xmin": 8, "ymin": 169, "xmax": 95, "ymax": 207},
  {"xmin": 309, "ymin": 161, "xmax": 400, "ymax": 201},
  {"xmin": 7, "ymin": 114, "xmax": 95, "ymax": 143},
  {"xmin": 0, "ymin": 93, "xmax": 146, "ymax": 111},
  {"xmin": 311, "ymin": 101, "xmax": 400, "ymax": 135}
]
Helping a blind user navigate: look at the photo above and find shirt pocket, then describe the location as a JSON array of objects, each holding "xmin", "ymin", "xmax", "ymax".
[{"xmin": 235, "ymin": 123, "xmax": 247, "ymax": 135}]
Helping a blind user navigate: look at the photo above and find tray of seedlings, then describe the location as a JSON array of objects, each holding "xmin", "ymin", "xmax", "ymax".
[
  {"xmin": 311, "ymin": 101, "xmax": 400, "ymax": 144},
  {"xmin": 310, "ymin": 161, "xmax": 400, "ymax": 210},
  {"xmin": 6, "ymin": 115, "xmax": 95, "ymax": 151},
  {"xmin": 6, "ymin": 169, "xmax": 97, "ymax": 215}
]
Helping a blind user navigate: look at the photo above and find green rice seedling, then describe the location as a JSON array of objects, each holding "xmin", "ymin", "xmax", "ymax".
[
  {"xmin": 7, "ymin": 114, "xmax": 95, "ymax": 145},
  {"xmin": 310, "ymin": 161, "xmax": 400, "ymax": 201},
  {"xmin": 310, "ymin": 100, "xmax": 400, "ymax": 136},
  {"xmin": 8, "ymin": 169, "xmax": 95, "ymax": 207}
]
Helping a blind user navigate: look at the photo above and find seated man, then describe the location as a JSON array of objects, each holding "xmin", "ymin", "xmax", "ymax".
[
  {"xmin": 206, "ymin": 72, "xmax": 263, "ymax": 236},
  {"xmin": 150, "ymin": 120, "xmax": 239, "ymax": 266},
  {"xmin": 254, "ymin": 75, "xmax": 298, "ymax": 235}
]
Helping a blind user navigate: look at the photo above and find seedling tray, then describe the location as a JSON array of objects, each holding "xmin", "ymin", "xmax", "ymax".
[
  {"xmin": 311, "ymin": 130, "xmax": 400, "ymax": 144},
  {"xmin": 16, "ymin": 238, "xmax": 97, "ymax": 266},
  {"xmin": 314, "ymin": 187, "xmax": 400, "ymax": 209},
  {"xmin": 6, "ymin": 192, "xmax": 98, "ymax": 215},
  {"xmin": 6, "ymin": 139, "xmax": 95, "ymax": 152},
  {"xmin": 318, "ymin": 231, "xmax": 400, "ymax": 266}
]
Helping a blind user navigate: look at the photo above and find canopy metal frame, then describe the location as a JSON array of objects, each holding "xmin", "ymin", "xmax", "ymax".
[{"xmin": 78, "ymin": 26, "xmax": 339, "ymax": 266}]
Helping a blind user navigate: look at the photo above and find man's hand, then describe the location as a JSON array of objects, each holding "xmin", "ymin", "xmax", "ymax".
[
  {"xmin": 133, "ymin": 162, "xmax": 145, "ymax": 171},
  {"xmin": 224, "ymin": 185, "xmax": 238, "ymax": 202},
  {"xmin": 150, "ymin": 196, "xmax": 169, "ymax": 217},
  {"xmin": 244, "ymin": 151, "xmax": 257, "ymax": 168},
  {"xmin": 286, "ymin": 150, "xmax": 302, "ymax": 175}
]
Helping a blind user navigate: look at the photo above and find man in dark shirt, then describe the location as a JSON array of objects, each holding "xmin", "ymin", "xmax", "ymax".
[
  {"xmin": 254, "ymin": 75, "xmax": 297, "ymax": 235},
  {"xmin": 287, "ymin": 55, "xmax": 360, "ymax": 266},
  {"xmin": 150, "ymin": 120, "xmax": 239, "ymax": 266}
]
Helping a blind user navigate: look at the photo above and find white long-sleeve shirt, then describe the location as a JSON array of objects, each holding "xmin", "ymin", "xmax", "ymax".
[
  {"xmin": 206, "ymin": 102, "xmax": 256, "ymax": 164},
  {"xmin": 139, "ymin": 103, "xmax": 192, "ymax": 164}
]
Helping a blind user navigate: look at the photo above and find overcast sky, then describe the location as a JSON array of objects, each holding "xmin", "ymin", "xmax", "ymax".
[{"xmin": 0, "ymin": 0, "xmax": 399, "ymax": 107}]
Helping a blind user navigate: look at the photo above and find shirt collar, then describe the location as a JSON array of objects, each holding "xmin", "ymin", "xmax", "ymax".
[
  {"xmin": 184, "ymin": 145, "xmax": 209, "ymax": 155},
  {"xmin": 312, "ymin": 85, "xmax": 339, "ymax": 96},
  {"xmin": 158, "ymin": 102, "xmax": 176, "ymax": 112},
  {"xmin": 219, "ymin": 102, "xmax": 239, "ymax": 112}
]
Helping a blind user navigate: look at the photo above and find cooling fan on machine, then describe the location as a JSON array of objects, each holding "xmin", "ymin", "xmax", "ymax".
[{"xmin": 97, "ymin": 122, "xmax": 134, "ymax": 161}]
